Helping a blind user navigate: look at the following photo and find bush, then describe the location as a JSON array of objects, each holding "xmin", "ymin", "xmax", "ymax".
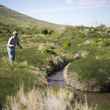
[{"xmin": 70, "ymin": 56, "xmax": 110, "ymax": 84}]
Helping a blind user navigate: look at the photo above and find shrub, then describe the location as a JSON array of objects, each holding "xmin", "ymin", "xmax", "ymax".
[{"xmin": 70, "ymin": 56, "xmax": 110, "ymax": 84}]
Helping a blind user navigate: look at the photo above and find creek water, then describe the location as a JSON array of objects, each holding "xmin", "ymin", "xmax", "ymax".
[
  {"xmin": 47, "ymin": 68, "xmax": 110, "ymax": 109},
  {"xmin": 47, "ymin": 69, "xmax": 65, "ymax": 86},
  {"xmin": 86, "ymin": 92, "xmax": 110, "ymax": 109}
]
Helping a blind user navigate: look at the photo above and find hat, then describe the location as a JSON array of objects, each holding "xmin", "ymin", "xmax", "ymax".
[{"xmin": 12, "ymin": 31, "xmax": 18, "ymax": 35}]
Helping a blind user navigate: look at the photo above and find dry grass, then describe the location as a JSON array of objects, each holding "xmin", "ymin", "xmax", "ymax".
[
  {"xmin": 5, "ymin": 86, "xmax": 97, "ymax": 110},
  {"xmin": 6, "ymin": 87, "xmax": 44, "ymax": 110},
  {"xmin": 73, "ymin": 97, "xmax": 97, "ymax": 110}
]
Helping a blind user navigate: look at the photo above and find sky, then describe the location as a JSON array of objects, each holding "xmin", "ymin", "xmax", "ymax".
[{"xmin": 0, "ymin": 0, "xmax": 110, "ymax": 26}]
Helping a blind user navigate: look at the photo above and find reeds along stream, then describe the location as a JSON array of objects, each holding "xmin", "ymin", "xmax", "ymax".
[{"xmin": 5, "ymin": 86, "xmax": 97, "ymax": 110}]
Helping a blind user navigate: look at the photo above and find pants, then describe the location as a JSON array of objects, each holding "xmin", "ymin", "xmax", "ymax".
[{"xmin": 7, "ymin": 47, "xmax": 15, "ymax": 64}]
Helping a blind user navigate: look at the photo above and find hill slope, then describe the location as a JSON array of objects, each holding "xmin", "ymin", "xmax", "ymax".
[
  {"xmin": 0, "ymin": 5, "xmax": 64, "ymax": 30},
  {"xmin": 0, "ymin": 4, "xmax": 110, "ymax": 110}
]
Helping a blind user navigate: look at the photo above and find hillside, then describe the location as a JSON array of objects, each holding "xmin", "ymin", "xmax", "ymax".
[
  {"xmin": 0, "ymin": 5, "xmax": 64, "ymax": 29},
  {"xmin": 0, "ymin": 4, "xmax": 110, "ymax": 110},
  {"xmin": 0, "ymin": 5, "xmax": 66, "ymax": 105}
]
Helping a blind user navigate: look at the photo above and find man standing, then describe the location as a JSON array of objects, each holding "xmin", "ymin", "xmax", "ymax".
[{"xmin": 7, "ymin": 31, "xmax": 22, "ymax": 64}]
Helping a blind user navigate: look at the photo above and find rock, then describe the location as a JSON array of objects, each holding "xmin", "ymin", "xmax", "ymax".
[
  {"xmin": 83, "ymin": 80, "xmax": 101, "ymax": 92},
  {"xmin": 65, "ymin": 70, "xmax": 106, "ymax": 92}
]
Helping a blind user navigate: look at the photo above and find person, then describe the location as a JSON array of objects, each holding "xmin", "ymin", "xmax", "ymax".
[{"xmin": 7, "ymin": 31, "xmax": 22, "ymax": 64}]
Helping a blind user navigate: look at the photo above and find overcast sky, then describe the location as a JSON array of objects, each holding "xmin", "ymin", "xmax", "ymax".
[{"xmin": 0, "ymin": 0, "xmax": 110, "ymax": 26}]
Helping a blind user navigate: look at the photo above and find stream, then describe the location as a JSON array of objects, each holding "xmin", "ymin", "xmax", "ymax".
[
  {"xmin": 87, "ymin": 92, "xmax": 110, "ymax": 109},
  {"xmin": 47, "ymin": 65, "xmax": 110, "ymax": 110},
  {"xmin": 47, "ymin": 69, "xmax": 65, "ymax": 86}
]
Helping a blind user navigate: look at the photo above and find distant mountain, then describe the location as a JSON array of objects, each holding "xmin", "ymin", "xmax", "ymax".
[{"xmin": 0, "ymin": 5, "xmax": 65, "ymax": 30}]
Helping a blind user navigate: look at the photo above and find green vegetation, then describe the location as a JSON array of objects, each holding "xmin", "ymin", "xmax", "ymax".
[
  {"xmin": 0, "ymin": 5, "xmax": 110, "ymax": 110},
  {"xmin": 0, "ymin": 58, "xmax": 47, "ymax": 104}
]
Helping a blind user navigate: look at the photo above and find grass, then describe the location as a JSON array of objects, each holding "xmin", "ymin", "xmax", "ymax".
[
  {"xmin": 0, "ymin": 57, "xmax": 47, "ymax": 105},
  {"xmin": 0, "ymin": 30, "xmax": 65, "ymax": 105},
  {"xmin": 5, "ymin": 86, "xmax": 97, "ymax": 110},
  {"xmin": 0, "ymin": 20, "xmax": 110, "ymax": 109}
]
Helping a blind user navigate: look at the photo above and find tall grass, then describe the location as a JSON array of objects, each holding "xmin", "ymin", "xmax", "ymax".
[{"xmin": 5, "ymin": 86, "xmax": 96, "ymax": 110}]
